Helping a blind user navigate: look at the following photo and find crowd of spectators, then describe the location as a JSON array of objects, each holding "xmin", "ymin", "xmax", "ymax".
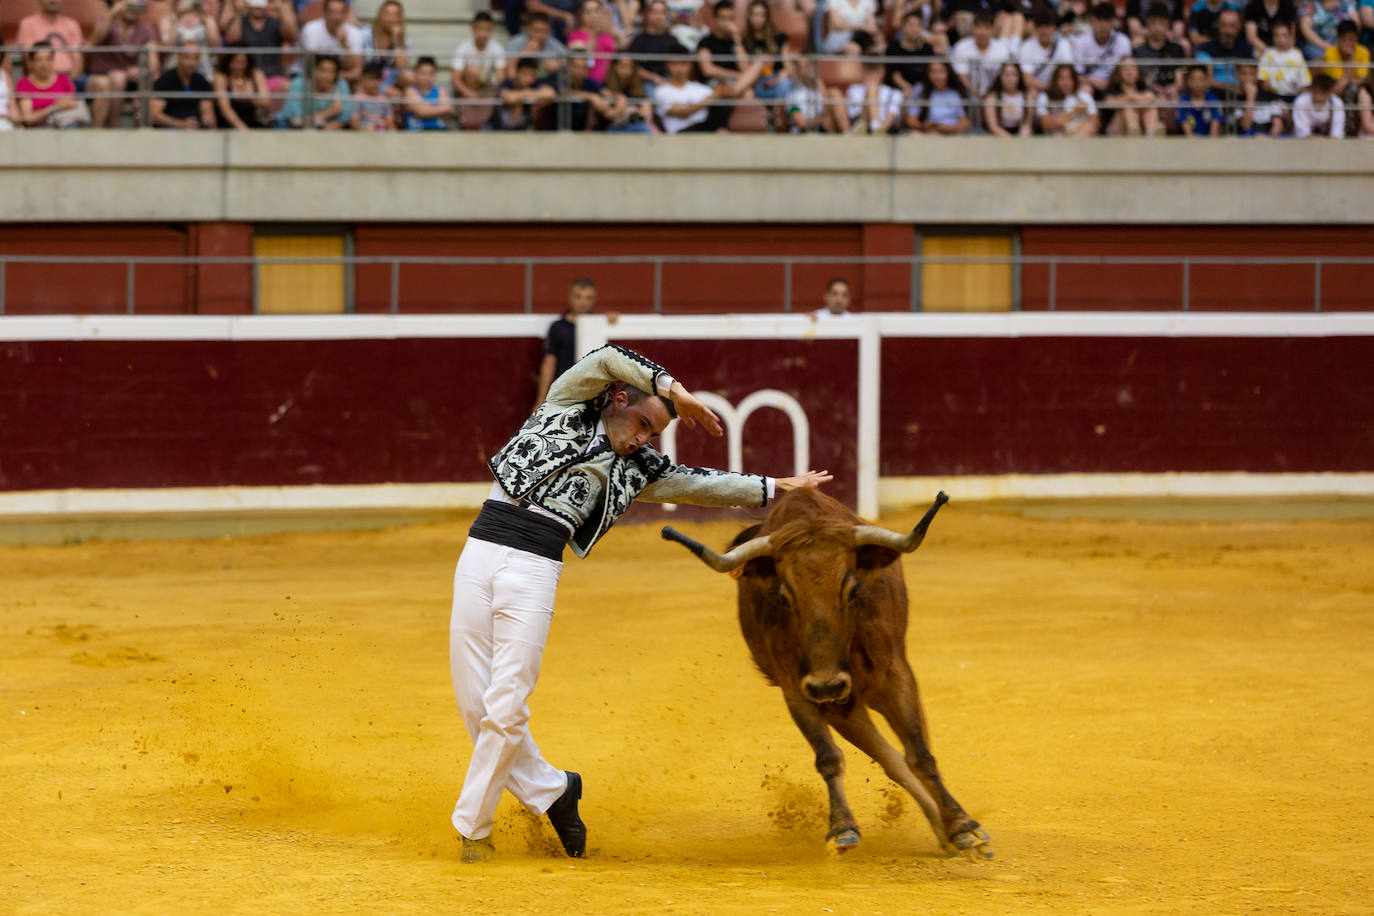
[{"xmin": 2, "ymin": 0, "xmax": 1373, "ymax": 135}]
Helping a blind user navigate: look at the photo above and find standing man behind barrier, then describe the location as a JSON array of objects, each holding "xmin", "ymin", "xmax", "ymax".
[
  {"xmin": 532, "ymin": 278, "xmax": 618, "ymax": 410},
  {"xmin": 451, "ymin": 343, "xmax": 832, "ymax": 863}
]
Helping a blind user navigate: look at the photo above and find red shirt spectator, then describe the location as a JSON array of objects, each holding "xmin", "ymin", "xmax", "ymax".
[
  {"xmin": 16, "ymin": 0, "xmax": 86, "ymax": 79},
  {"xmin": 16, "ymin": 43, "xmax": 81, "ymax": 126}
]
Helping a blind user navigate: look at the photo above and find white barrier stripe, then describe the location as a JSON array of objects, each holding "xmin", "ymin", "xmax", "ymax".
[
  {"xmin": 0, "ymin": 483, "xmax": 492, "ymax": 517},
  {"xmin": 3, "ymin": 313, "xmax": 1374, "ymax": 342},
  {"xmin": 879, "ymin": 473, "xmax": 1374, "ymax": 506}
]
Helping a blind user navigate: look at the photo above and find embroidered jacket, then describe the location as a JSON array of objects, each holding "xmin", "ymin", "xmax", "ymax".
[{"xmin": 488, "ymin": 344, "xmax": 769, "ymax": 558}]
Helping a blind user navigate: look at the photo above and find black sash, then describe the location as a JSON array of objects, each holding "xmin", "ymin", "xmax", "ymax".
[{"xmin": 469, "ymin": 500, "xmax": 569, "ymax": 562}]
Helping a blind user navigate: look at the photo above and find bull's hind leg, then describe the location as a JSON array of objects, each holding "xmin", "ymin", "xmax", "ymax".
[
  {"xmin": 873, "ymin": 663, "xmax": 992, "ymax": 858},
  {"xmin": 781, "ymin": 693, "xmax": 861, "ymax": 854}
]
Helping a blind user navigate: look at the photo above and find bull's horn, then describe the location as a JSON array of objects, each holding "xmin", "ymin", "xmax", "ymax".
[
  {"xmin": 852, "ymin": 491, "xmax": 950, "ymax": 553},
  {"xmin": 661, "ymin": 527, "xmax": 774, "ymax": 573}
]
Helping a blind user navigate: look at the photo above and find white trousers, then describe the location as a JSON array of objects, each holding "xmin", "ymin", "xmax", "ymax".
[{"xmin": 449, "ymin": 537, "xmax": 569, "ymax": 840}]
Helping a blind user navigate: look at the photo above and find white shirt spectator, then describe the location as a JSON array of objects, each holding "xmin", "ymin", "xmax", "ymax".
[
  {"xmin": 300, "ymin": 17, "xmax": 366, "ymax": 57},
  {"xmin": 787, "ymin": 84, "xmax": 825, "ymax": 121},
  {"xmin": 1258, "ymin": 47, "xmax": 1311, "ymax": 96},
  {"xmin": 1292, "ymin": 91, "xmax": 1345, "ymax": 137},
  {"xmin": 1018, "ymin": 33, "xmax": 1074, "ymax": 87},
  {"xmin": 654, "ymin": 80, "xmax": 713, "ymax": 133},
  {"xmin": 1071, "ymin": 28, "xmax": 1132, "ymax": 82},
  {"xmin": 830, "ymin": 0, "xmax": 877, "ymax": 28},
  {"xmin": 452, "ymin": 37, "xmax": 508, "ymax": 84},
  {"xmin": 844, "ymin": 81, "xmax": 904, "ymax": 125},
  {"xmin": 1035, "ymin": 88, "xmax": 1098, "ymax": 117},
  {"xmin": 951, "ymin": 36, "xmax": 1011, "ymax": 97}
]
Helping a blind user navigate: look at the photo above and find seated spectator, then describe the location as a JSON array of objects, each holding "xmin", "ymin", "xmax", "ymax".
[
  {"xmin": 824, "ymin": 0, "xmax": 883, "ymax": 54},
  {"xmin": 563, "ymin": 50, "xmax": 611, "ymax": 129},
  {"xmin": 452, "ymin": 12, "xmax": 508, "ymax": 98},
  {"xmin": 1127, "ymin": 0, "xmax": 1189, "ymax": 46},
  {"xmin": 1197, "ymin": 8, "xmax": 1255, "ymax": 89},
  {"xmin": 654, "ymin": 47, "xmax": 724, "ymax": 132},
  {"xmin": 994, "ymin": 0, "xmax": 1030, "ymax": 46},
  {"xmin": 159, "ymin": 0, "xmax": 222, "ymax": 79},
  {"xmin": 1189, "ymin": 0, "xmax": 1241, "ymax": 48},
  {"xmin": 493, "ymin": 57, "xmax": 555, "ymax": 129},
  {"xmin": 907, "ymin": 59, "xmax": 972, "ymax": 133},
  {"xmin": 222, "ymin": 0, "xmax": 299, "ymax": 93},
  {"xmin": 1075, "ymin": 2, "xmax": 1135, "ymax": 95},
  {"xmin": 787, "ymin": 57, "xmax": 846, "ymax": 132},
  {"xmin": 697, "ymin": 1, "xmax": 766, "ymax": 101},
  {"xmin": 1243, "ymin": 0, "xmax": 1298, "ymax": 50},
  {"xmin": 1133, "ymin": 3, "xmax": 1188, "ymax": 100},
  {"xmin": 507, "ymin": 12, "xmax": 567, "ymax": 82},
  {"xmin": 1020, "ymin": 8, "xmax": 1076, "ymax": 95},
  {"xmin": 88, "ymin": 1, "xmax": 161, "ymax": 129},
  {"xmin": 1057, "ymin": 0, "xmax": 1095, "ymax": 37},
  {"xmin": 1300, "ymin": 0, "xmax": 1359, "ymax": 59},
  {"xmin": 742, "ymin": 0, "xmax": 794, "ymax": 117},
  {"xmin": 628, "ymin": 1, "xmax": 678, "ymax": 90},
  {"xmin": 1322, "ymin": 19, "xmax": 1370, "ymax": 104},
  {"xmin": 984, "ymin": 60, "xmax": 1033, "ymax": 135},
  {"xmin": 214, "ymin": 45, "xmax": 270, "ymax": 128},
  {"xmin": 1175, "ymin": 62, "xmax": 1226, "ymax": 131},
  {"xmin": 845, "ymin": 59, "xmax": 904, "ymax": 133},
  {"xmin": 569, "ymin": 0, "xmax": 618, "ymax": 83},
  {"xmin": 1103, "ymin": 57, "xmax": 1161, "ymax": 133},
  {"xmin": 404, "ymin": 56, "xmax": 454, "ymax": 129},
  {"xmin": 16, "ymin": 42, "xmax": 89, "ymax": 128},
  {"xmin": 274, "ymin": 54, "xmax": 352, "ymax": 128},
  {"xmin": 600, "ymin": 55, "xmax": 657, "ymax": 132},
  {"xmin": 527, "ymin": 0, "xmax": 580, "ymax": 43},
  {"xmin": 350, "ymin": 60, "xmax": 397, "ymax": 129},
  {"xmin": 1292, "ymin": 71, "xmax": 1347, "ymax": 130},
  {"xmin": 1259, "ymin": 20, "xmax": 1312, "ymax": 98},
  {"xmin": 1233, "ymin": 59, "xmax": 1288, "ymax": 131},
  {"xmin": 362, "ymin": 0, "xmax": 414, "ymax": 93},
  {"xmin": 16, "ymin": 1, "xmax": 86, "ymax": 89},
  {"xmin": 951, "ymin": 11, "xmax": 1010, "ymax": 107},
  {"xmin": 890, "ymin": 0, "xmax": 948, "ymax": 52},
  {"xmin": 151, "ymin": 41, "xmax": 214, "ymax": 129},
  {"xmin": 886, "ymin": 11, "xmax": 936, "ymax": 97},
  {"xmin": 1035, "ymin": 63, "xmax": 1101, "ymax": 134},
  {"xmin": 0, "ymin": 66, "xmax": 15, "ymax": 131},
  {"xmin": 605, "ymin": 0, "xmax": 641, "ymax": 44},
  {"xmin": 299, "ymin": 0, "xmax": 365, "ymax": 84},
  {"xmin": 1354, "ymin": 70, "xmax": 1374, "ymax": 136}
]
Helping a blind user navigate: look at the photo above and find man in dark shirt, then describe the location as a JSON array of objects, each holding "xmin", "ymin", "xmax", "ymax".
[
  {"xmin": 696, "ymin": 1, "xmax": 764, "ymax": 97},
  {"xmin": 885, "ymin": 12, "xmax": 933, "ymax": 94},
  {"xmin": 1133, "ymin": 3, "xmax": 1188, "ymax": 96},
  {"xmin": 532, "ymin": 277, "xmax": 604, "ymax": 409},
  {"xmin": 628, "ymin": 0, "xmax": 678, "ymax": 88},
  {"xmin": 223, "ymin": 0, "xmax": 300, "ymax": 89},
  {"xmin": 150, "ymin": 41, "xmax": 214, "ymax": 129},
  {"xmin": 1196, "ymin": 7, "xmax": 1254, "ymax": 90}
]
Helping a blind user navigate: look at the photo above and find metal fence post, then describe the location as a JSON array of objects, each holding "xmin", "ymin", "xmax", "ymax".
[
  {"xmin": 523, "ymin": 261, "xmax": 533, "ymax": 313},
  {"xmin": 137, "ymin": 47, "xmax": 152, "ymax": 127},
  {"xmin": 389, "ymin": 260, "xmax": 400, "ymax": 314},
  {"xmin": 782, "ymin": 259, "xmax": 792, "ymax": 312},
  {"xmin": 653, "ymin": 260, "xmax": 662, "ymax": 314},
  {"xmin": 126, "ymin": 261, "xmax": 136, "ymax": 314},
  {"xmin": 302, "ymin": 53, "xmax": 315, "ymax": 129},
  {"xmin": 555, "ymin": 56, "xmax": 570, "ymax": 131},
  {"xmin": 1047, "ymin": 260, "xmax": 1057, "ymax": 311},
  {"xmin": 1313, "ymin": 261, "xmax": 1323, "ymax": 312},
  {"xmin": 1181, "ymin": 260, "xmax": 1190, "ymax": 311}
]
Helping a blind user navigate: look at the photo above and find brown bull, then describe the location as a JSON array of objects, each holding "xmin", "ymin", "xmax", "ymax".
[{"xmin": 662, "ymin": 488, "xmax": 991, "ymax": 858}]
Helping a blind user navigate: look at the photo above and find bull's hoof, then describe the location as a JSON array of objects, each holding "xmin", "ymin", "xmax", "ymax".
[
  {"xmin": 826, "ymin": 828, "xmax": 862, "ymax": 856},
  {"xmin": 948, "ymin": 827, "xmax": 993, "ymax": 860}
]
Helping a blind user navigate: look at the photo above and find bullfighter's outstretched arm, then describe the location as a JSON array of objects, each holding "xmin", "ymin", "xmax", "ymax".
[{"xmin": 543, "ymin": 344, "xmax": 723, "ymax": 435}]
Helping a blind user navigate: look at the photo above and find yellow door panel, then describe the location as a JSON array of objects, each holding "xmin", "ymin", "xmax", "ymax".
[
  {"xmin": 922, "ymin": 235, "xmax": 1013, "ymax": 312},
  {"xmin": 255, "ymin": 235, "xmax": 346, "ymax": 314}
]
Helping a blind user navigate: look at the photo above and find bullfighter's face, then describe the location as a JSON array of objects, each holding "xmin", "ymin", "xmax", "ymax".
[{"xmin": 602, "ymin": 390, "xmax": 672, "ymax": 456}]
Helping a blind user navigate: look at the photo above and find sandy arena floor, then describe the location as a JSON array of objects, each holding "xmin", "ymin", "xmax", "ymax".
[{"xmin": 2, "ymin": 502, "xmax": 1372, "ymax": 914}]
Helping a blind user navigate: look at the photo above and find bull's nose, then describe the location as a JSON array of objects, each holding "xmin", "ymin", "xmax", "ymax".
[{"xmin": 801, "ymin": 672, "xmax": 852, "ymax": 703}]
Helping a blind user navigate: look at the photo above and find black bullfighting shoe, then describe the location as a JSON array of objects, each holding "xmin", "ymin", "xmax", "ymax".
[{"xmin": 546, "ymin": 771, "xmax": 586, "ymax": 858}]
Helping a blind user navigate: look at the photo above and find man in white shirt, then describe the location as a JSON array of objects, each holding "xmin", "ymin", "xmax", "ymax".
[
  {"xmin": 1292, "ymin": 74, "xmax": 1345, "ymax": 136},
  {"xmin": 299, "ymin": 0, "xmax": 364, "ymax": 81},
  {"xmin": 1072, "ymin": 2, "xmax": 1133, "ymax": 93},
  {"xmin": 951, "ymin": 11, "xmax": 1011, "ymax": 100},
  {"xmin": 452, "ymin": 11, "xmax": 507, "ymax": 96},
  {"xmin": 813, "ymin": 278, "xmax": 852, "ymax": 318},
  {"xmin": 1019, "ymin": 8, "xmax": 1075, "ymax": 93},
  {"xmin": 655, "ymin": 50, "xmax": 722, "ymax": 132}
]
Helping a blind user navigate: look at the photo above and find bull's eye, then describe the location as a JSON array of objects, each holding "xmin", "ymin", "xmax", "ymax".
[
  {"xmin": 778, "ymin": 581, "xmax": 794, "ymax": 607},
  {"xmin": 842, "ymin": 576, "xmax": 860, "ymax": 604}
]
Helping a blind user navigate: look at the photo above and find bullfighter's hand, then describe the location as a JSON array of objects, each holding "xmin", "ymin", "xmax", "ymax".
[
  {"xmin": 776, "ymin": 470, "xmax": 833, "ymax": 491},
  {"xmin": 668, "ymin": 380, "xmax": 723, "ymax": 436}
]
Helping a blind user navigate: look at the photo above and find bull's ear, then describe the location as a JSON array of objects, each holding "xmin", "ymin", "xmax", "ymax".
[
  {"xmin": 736, "ymin": 556, "xmax": 777, "ymax": 579},
  {"xmin": 855, "ymin": 545, "xmax": 901, "ymax": 571}
]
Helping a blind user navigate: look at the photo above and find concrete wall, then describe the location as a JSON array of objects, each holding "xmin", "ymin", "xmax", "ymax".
[{"xmin": 2, "ymin": 133, "xmax": 1370, "ymax": 225}]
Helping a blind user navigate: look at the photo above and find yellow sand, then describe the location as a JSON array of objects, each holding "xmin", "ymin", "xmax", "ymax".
[{"xmin": 3, "ymin": 504, "xmax": 1372, "ymax": 914}]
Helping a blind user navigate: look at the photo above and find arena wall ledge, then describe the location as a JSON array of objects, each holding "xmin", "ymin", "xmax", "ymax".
[{"xmin": 2, "ymin": 133, "xmax": 1370, "ymax": 225}]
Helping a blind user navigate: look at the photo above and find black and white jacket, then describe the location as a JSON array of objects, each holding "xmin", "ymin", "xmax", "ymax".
[{"xmin": 488, "ymin": 345, "xmax": 769, "ymax": 558}]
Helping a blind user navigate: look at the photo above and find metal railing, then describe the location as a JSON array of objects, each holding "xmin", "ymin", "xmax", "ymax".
[
  {"xmin": 3, "ymin": 43, "xmax": 1370, "ymax": 134},
  {"xmin": 1, "ymin": 253, "xmax": 1371, "ymax": 314}
]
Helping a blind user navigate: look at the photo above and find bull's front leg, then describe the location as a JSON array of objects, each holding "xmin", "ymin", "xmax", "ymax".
[{"xmin": 780, "ymin": 691, "xmax": 862, "ymax": 854}]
